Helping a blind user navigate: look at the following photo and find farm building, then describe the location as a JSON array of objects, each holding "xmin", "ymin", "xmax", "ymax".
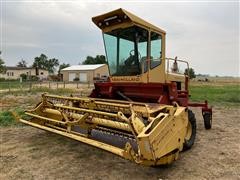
[
  {"xmin": 0, "ymin": 66, "xmax": 49, "ymax": 80},
  {"xmin": 61, "ymin": 64, "xmax": 109, "ymax": 82}
]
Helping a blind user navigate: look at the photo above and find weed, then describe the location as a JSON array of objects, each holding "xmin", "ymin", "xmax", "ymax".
[{"xmin": 0, "ymin": 108, "xmax": 27, "ymax": 127}]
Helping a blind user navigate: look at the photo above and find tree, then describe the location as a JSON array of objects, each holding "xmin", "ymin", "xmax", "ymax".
[
  {"xmin": 95, "ymin": 55, "xmax": 107, "ymax": 64},
  {"xmin": 82, "ymin": 55, "xmax": 107, "ymax": 64},
  {"xmin": 17, "ymin": 59, "xmax": 27, "ymax": 67},
  {"xmin": 58, "ymin": 63, "xmax": 70, "ymax": 75},
  {"xmin": 46, "ymin": 58, "xmax": 59, "ymax": 73},
  {"xmin": 185, "ymin": 68, "xmax": 196, "ymax": 79},
  {"xmin": 0, "ymin": 58, "xmax": 6, "ymax": 73},
  {"xmin": 32, "ymin": 54, "xmax": 59, "ymax": 73},
  {"xmin": 83, "ymin": 56, "xmax": 95, "ymax": 64},
  {"xmin": 32, "ymin": 54, "xmax": 48, "ymax": 69}
]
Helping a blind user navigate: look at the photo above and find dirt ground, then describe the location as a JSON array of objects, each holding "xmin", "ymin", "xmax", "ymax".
[{"xmin": 0, "ymin": 106, "xmax": 240, "ymax": 180}]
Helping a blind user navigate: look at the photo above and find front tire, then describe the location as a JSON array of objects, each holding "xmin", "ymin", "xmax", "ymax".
[
  {"xmin": 203, "ymin": 112, "xmax": 212, "ymax": 129},
  {"xmin": 183, "ymin": 110, "xmax": 197, "ymax": 150}
]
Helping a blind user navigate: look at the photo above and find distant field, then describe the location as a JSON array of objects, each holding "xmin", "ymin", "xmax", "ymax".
[
  {"xmin": 0, "ymin": 81, "xmax": 93, "ymax": 90},
  {"xmin": 1, "ymin": 77, "xmax": 239, "ymax": 106},
  {"xmin": 0, "ymin": 81, "xmax": 93, "ymax": 97},
  {"xmin": 190, "ymin": 84, "xmax": 240, "ymax": 106},
  {"xmin": 192, "ymin": 76, "xmax": 240, "ymax": 85},
  {"xmin": 189, "ymin": 77, "xmax": 240, "ymax": 106}
]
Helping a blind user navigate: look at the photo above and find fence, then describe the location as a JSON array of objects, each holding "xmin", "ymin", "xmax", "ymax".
[{"xmin": 0, "ymin": 81, "xmax": 94, "ymax": 93}]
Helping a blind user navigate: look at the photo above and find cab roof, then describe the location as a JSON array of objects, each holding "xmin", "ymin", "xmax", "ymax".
[{"xmin": 92, "ymin": 8, "xmax": 166, "ymax": 34}]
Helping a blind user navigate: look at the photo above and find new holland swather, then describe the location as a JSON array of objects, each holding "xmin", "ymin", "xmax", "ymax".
[{"xmin": 20, "ymin": 9, "xmax": 212, "ymax": 166}]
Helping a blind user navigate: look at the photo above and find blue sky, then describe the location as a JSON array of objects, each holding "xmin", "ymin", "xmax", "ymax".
[{"xmin": 0, "ymin": 1, "xmax": 239, "ymax": 76}]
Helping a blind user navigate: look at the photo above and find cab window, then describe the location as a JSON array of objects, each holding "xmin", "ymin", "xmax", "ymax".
[{"xmin": 150, "ymin": 32, "xmax": 162, "ymax": 69}]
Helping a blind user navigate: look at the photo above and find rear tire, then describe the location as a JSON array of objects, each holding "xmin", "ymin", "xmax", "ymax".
[
  {"xmin": 203, "ymin": 112, "xmax": 212, "ymax": 129},
  {"xmin": 183, "ymin": 110, "xmax": 197, "ymax": 150}
]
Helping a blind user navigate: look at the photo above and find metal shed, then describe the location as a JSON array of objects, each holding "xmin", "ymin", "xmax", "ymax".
[{"xmin": 61, "ymin": 64, "xmax": 109, "ymax": 82}]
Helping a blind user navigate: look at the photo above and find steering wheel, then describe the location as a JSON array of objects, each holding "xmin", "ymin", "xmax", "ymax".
[{"xmin": 129, "ymin": 49, "xmax": 141, "ymax": 60}]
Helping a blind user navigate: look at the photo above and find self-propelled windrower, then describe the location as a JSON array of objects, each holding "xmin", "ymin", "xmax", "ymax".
[{"xmin": 20, "ymin": 8, "xmax": 212, "ymax": 166}]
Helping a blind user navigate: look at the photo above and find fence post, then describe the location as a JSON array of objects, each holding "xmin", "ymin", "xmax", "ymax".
[
  {"xmin": 63, "ymin": 81, "xmax": 65, "ymax": 88},
  {"xmin": 57, "ymin": 82, "xmax": 58, "ymax": 89},
  {"xmin": 29, "ymin": 82, "xmax": 32, "ymax": 91},
  {"xmin": 49, "ymin": 82, "xmax": 51, "ymax": 89},
  {"xmin": 77, "ymin": 82, "xmax": 79, "ymax": 89},
  {"xmin": 88, "ymin": 81, "xmax": 90, "ymax": 88}
]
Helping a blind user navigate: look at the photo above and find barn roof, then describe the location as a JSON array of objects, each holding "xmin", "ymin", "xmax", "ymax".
[
  {"xmin": 6, "ymin": 66, "xmax": 46, "ymax": 71},
  {"xmin": 61, "ymin": 64, "xmax": 106, "ymax": 71}
]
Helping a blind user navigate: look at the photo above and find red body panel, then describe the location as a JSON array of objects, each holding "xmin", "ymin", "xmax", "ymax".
[
  {"xmin": 90, "ymin": 80, "xmax": 211, "ymax": 113},
  {"xmin": 90, "ymin": 82, "xmax": 189, "ymax": 106}
]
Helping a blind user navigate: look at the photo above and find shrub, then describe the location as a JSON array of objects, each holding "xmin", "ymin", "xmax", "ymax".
[
  {"xmin": 48, "ymin": 75, "xmax": 61, "ymax": 81},
  {"xmin": 74, "ymin": 77, "xmax": 79, "ymax": 81},
  {"xmin": 20, "ymin": 73, "xmax": 27, "ymax": 81},
  {"xmin": 29, "ymin": 75, "xmax": 39, "ymax": 81}
]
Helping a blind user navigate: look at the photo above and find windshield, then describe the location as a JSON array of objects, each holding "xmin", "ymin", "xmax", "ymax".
[{"xmin": 103, "ymin": 26, "xmax": 148, "ymax": 76}]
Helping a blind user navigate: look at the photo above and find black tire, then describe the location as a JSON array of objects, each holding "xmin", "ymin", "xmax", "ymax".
[
  {"xmin": 183, "ymin": 110, "xmax": 197, "ymax": 150},
  {"xmin": 203, "ymin": 112, "xmax": 212, "ymax": 129}
]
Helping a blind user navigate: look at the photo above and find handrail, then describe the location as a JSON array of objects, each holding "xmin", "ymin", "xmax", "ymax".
[{"xmin": 165, "ymin": 57, "xmax": 189, "ymax": 76}]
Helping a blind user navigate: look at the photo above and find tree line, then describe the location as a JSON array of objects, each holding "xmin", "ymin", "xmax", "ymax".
[
  {"xmin": 0, "ymin": 54, "xmax": 107, "ymax": 75},
  {"xmin": 0, "ymin": 54, "xmax": 196, "ymax": 79}
]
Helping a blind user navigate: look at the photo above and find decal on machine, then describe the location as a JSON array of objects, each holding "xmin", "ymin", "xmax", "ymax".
[{"xmin": 111, "ymin": 76, "xmax": 141, "ymax": 82}]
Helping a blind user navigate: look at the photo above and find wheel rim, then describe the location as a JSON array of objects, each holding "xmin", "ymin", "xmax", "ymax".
[{"xmin": 185, "ymin": 121, "xmax": 192, "ymax": 141}]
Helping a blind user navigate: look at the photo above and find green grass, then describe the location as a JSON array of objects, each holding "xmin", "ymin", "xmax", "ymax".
[
  {"xmin": 0, "ymin": 81, "xmax": 29, "ymax": 89},
  {"xmin": 0, "ymin": 88, "xmax": 80, "ymax": 126},
  {"xmin": 0, "ymin": 108, "xmax": 29, "ymax": 127},
  {"xmin": 1, "ymin": 83, "xmax": 238, "ymax": 127},
  {"xmin": 190, "ymin": 84, "xmax": 240, "ymax": 106}
]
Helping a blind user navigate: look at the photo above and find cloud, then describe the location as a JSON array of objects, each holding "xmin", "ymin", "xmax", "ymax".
[{"xmin": 1, "ymin": 1, "xmax": 239, "ymax": 76}]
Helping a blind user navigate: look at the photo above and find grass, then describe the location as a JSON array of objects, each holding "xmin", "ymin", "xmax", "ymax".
[
  {"xmin": 0, "ymin": 108, "xmax": 29, "ymax": 127},
  {"xmin": 0, "ymin": 81, "xmax": 30, "ymax": 90},
  {"xmin": 190, "ymin": 84, "xmax": 240, "ymax": 106},
  {"xmin": 0, "ymin": 80, "xmax": 239, "ymax": 127},
  {"xmin": 0, "ymin": 87, "xmax": 77, "ymax": 96},
  {"xmin": 0, "ymin": 81, "xmax": 92, "ymax": 91},
  {"xmin": 0, "ymin": 87, "xmax": 86, "ymax": 127}
]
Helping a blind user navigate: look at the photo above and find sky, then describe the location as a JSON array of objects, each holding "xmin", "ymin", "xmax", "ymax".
[{"xmin": 0, "ymin": 0, "xmax": 239, "ymax": 76}]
